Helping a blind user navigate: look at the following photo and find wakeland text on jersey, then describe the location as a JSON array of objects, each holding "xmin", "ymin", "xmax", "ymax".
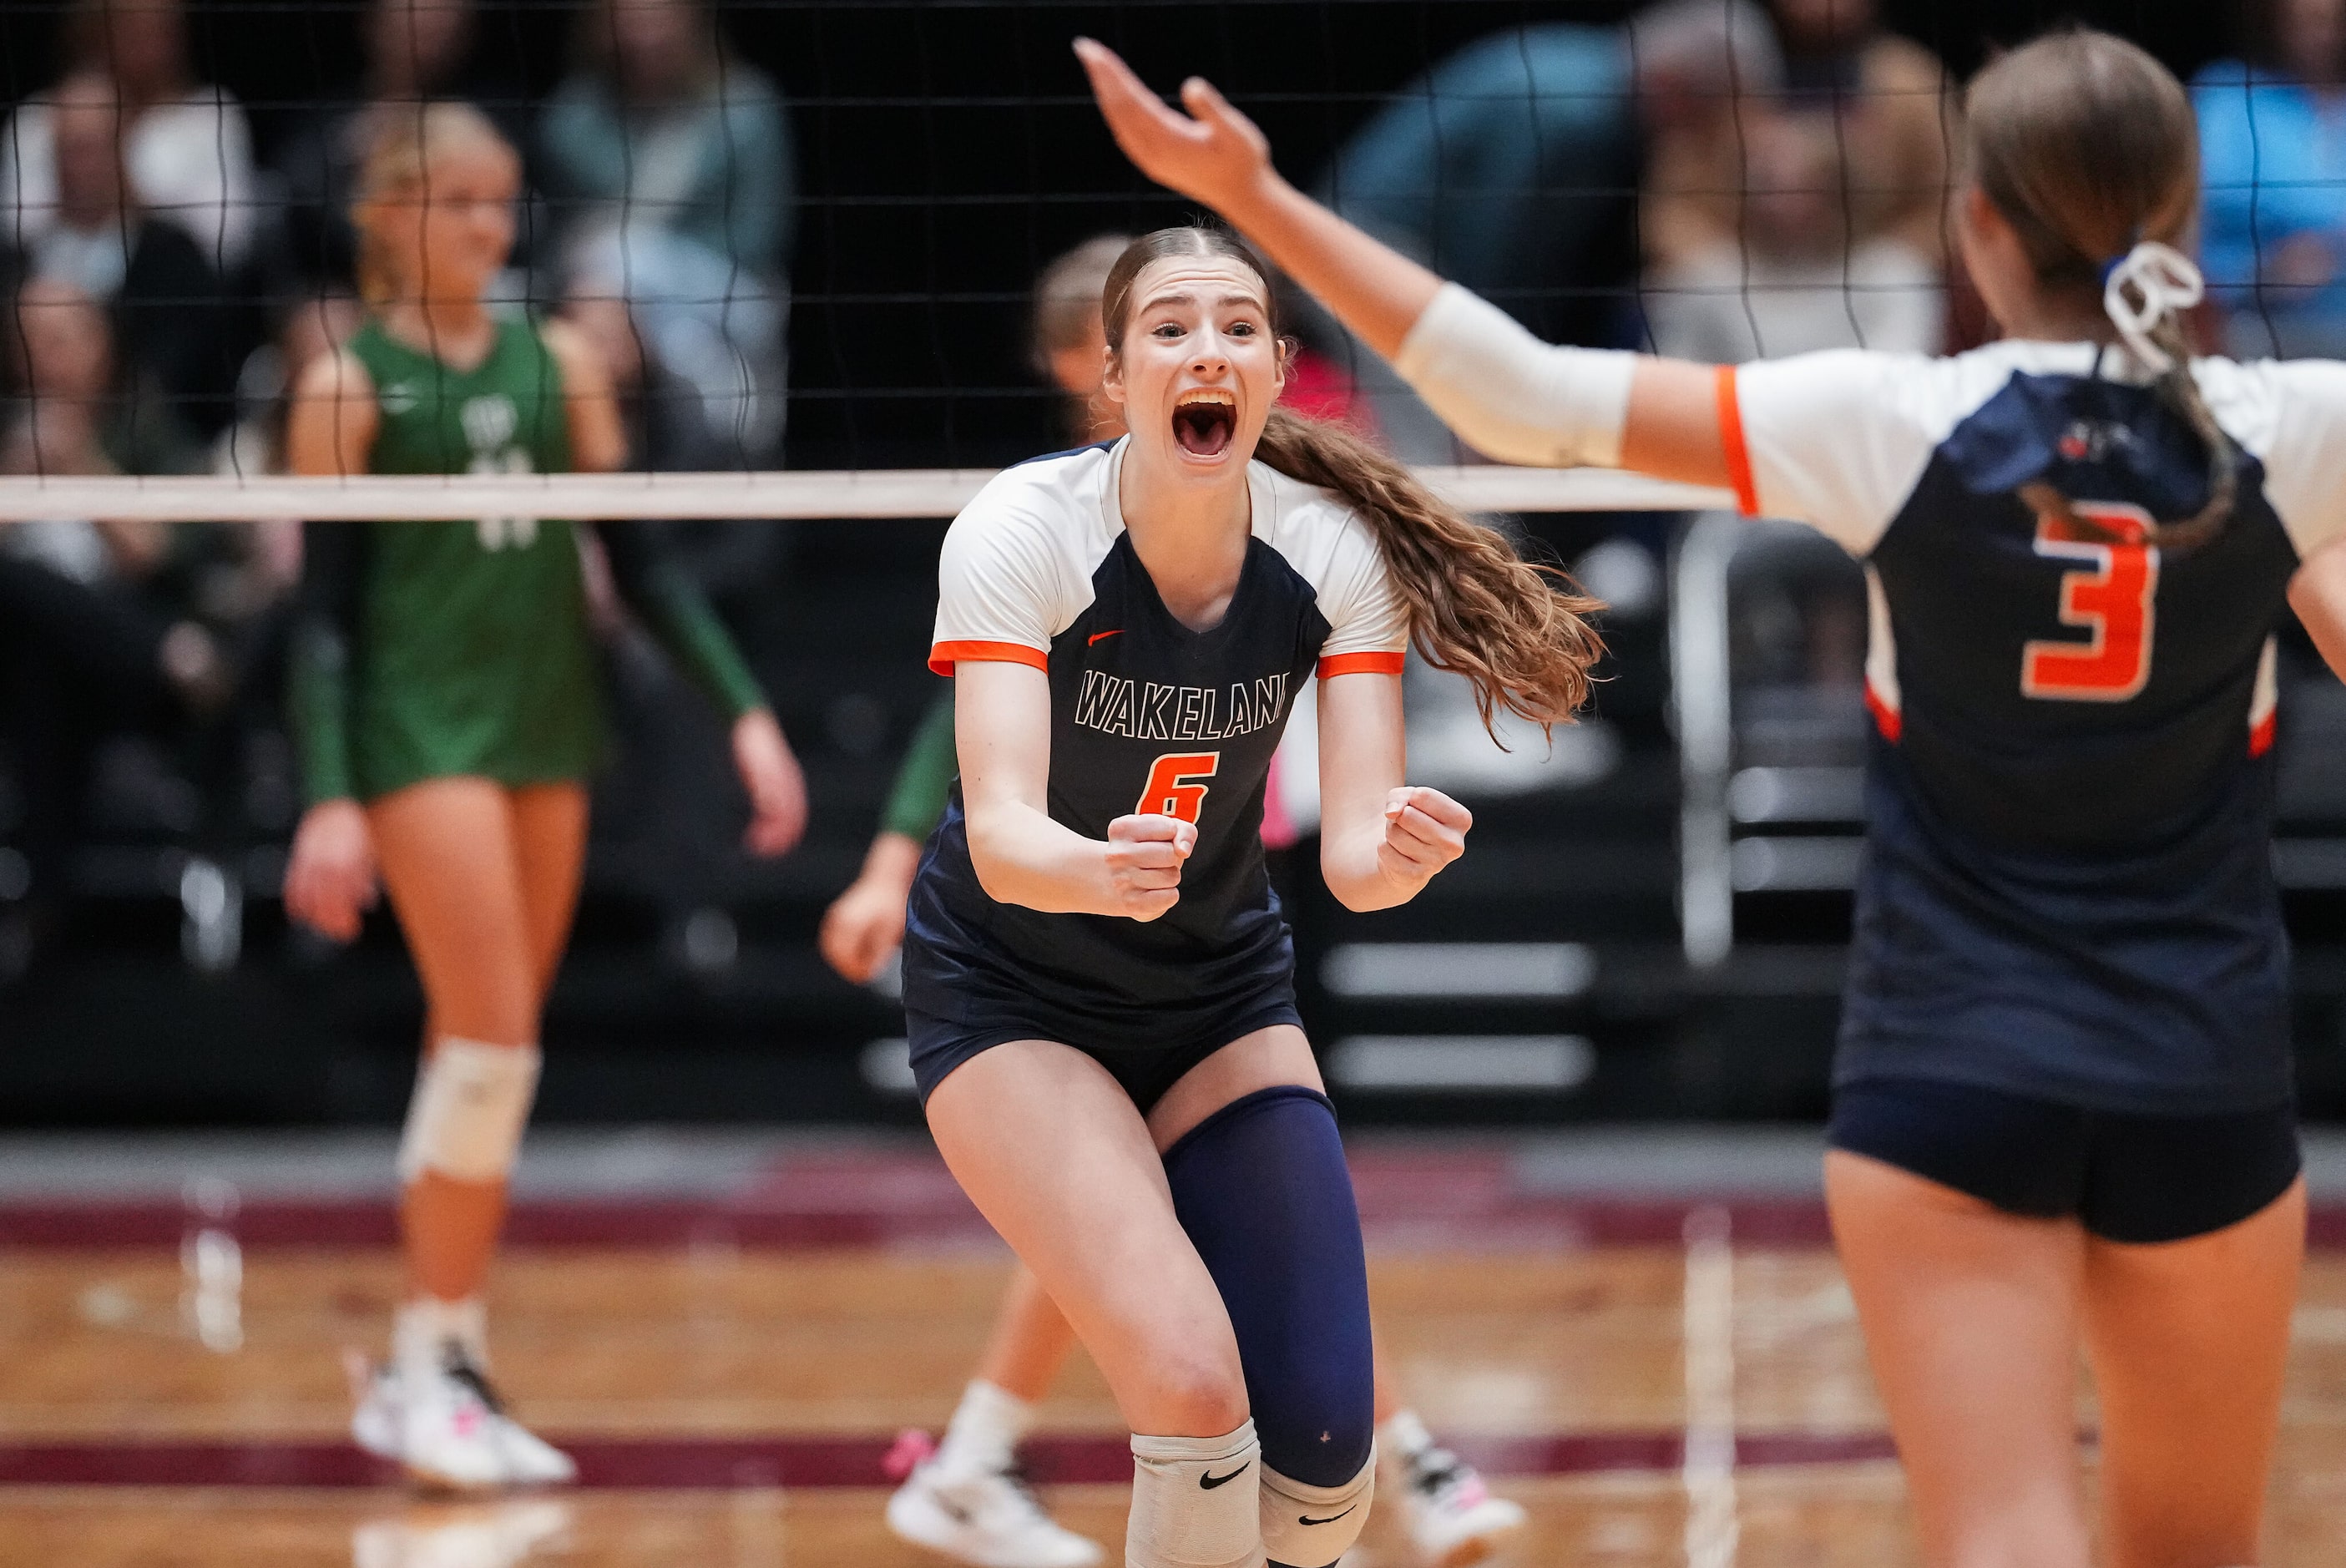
[{"xmin": 1072, "ymin": 670, "xmax": 1290, "ymax": 741}]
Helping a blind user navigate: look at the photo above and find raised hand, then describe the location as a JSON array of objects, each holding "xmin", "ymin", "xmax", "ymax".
[
  {"xmin": 1073, "ymin": 38, "xmax": 1273, "ymax": 211},
  {"xmin": 1378, "ymin": 786, "xmax": 1472, "ymax": 891},
  {"xmin": 1103, "ymin": 812, "xmax": 1197, "ymax": 922}
]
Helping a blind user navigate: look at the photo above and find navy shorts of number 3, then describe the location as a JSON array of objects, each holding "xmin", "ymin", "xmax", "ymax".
[
  {"xmin": 900, "ymin": 439, "xmax": 1408, "ymax": 1110},
  {"xmin": 1717, "ymin": 341, "xmax": 2346, "ymax": 1242}
]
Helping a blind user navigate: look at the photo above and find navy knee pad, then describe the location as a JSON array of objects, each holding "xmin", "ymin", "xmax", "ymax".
[{"xmin": 1162, "ymin": 1085, "xmax": 1374, "ymax": 1488}]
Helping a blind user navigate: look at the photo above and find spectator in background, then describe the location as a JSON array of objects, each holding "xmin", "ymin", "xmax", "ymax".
[
  {"xmin": 5, "ymin": 73, "xmax": 230, "ymax": 443},
  {"xmin": 1638, "ymin": 0, "xmax": 1950, "ymax": 363},
  {"xmin": 270, "ymin": 0, "xmax": 528, "ymax": 294},
  {"xmin": 1027, "ymin": 234, "xmax": 1131, "ymax": 446},
  {"xmin": 0, "ymin": 0, "xmax": 259, "ymax": 276},
  {"xmin": 4, "ymin": 267, "xmax": 204, "ymax": 483},
  {"xmin": 1645, "ymin": 0, "xmax": 1951, "ymax": 276},
  {"xmin": 559, "ymin": 270, "xmax": 793, "ymax": 975},
  {"xmin": 1644, "ymin": 105, "xmax": 1943, "ymax": 361},
  {"xmin": 2197, "ymin": 0, "xmax": 2346, "ymax": 357},
  {"xmin": 215, "ymin": 291, "xmax": 362, "ymax": 480},
  {"xmin": 562, "ymin": 271, "xmax": 741, "ymax": 474},
  {"xmin": 540, "ymin": 0, "xmax": 793, "ymax": 463},
  {"xmin": 2, "ymin": 280, "xmax": 177, "ymax": 552},
  {"xmin": 0, "ymin": 278, "xmax": 230, "ymax": 977},
  {"xmin": 1313, "ymin": 2, "xmax": 1785, "ymax": 458}
]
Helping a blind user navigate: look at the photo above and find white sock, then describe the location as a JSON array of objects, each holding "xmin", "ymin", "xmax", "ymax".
[
  {"xmin": 1127, "ymin": 1420, "xmax": 1264, "ymax": 1568},
  {"xmin": 1378, "ymin": 1409, "xmax": 1435, "ymax": 1469},
  {"xmin": 933, "ymin": 1378, "xmax": 1034, "ymax": 1476},
  {"xmin": 393, "ymin": 1295, "xmax": 488, "ymax": 1382}
]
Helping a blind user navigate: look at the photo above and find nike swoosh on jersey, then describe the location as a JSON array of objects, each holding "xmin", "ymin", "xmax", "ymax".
[
  {"xmin": 1199, "ymin": 1463, "xmax": 1250, "ymax": 1490},
  {"xmin": 1297, "ymin": 1505, "xmax": 1358, "ymax": 1525},
  {"xmin": 1089, "ymin": 630, "xmax": 1125, "ymax": 645}
]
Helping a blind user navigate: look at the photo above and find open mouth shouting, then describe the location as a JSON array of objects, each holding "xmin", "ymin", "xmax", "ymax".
[{"xmin": 1172, "ymin": 387, "xmax": 1237, "ymax": 460}]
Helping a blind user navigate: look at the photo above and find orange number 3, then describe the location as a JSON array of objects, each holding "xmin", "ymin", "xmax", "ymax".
[
  {"xmin": 1136, "ymin": 752, "xmax": 1220, "ymax": 823},
  {"xmin": 2020, "ymin": 502, "xmax": 2159, "ymax": 703}
]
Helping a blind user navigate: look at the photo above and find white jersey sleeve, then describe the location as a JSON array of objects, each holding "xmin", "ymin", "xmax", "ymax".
[
  {"xmin": 1253, "ymin": 471, "xmax": 1410, "ymax": 676},
  {"xmin": 2216, "ymin": 357, "xmax": 2346, "ymax": 557},
  {"xmin": 928, "ymin": 481, "xmax": 1085, "ymax": 675},
  {"xmin": 1724, "ymin": 350, "xmax": 1947, "ymax": 554},
  {"xmin": 1312, "ymin": 515, "xmax": 1409, "ymax": 675}
]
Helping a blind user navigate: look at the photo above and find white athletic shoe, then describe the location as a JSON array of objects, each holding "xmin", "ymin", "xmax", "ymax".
[
  {"xmin": 352, "ymin": 1350, "xmax": 576, "ymax": 1491},
  {"xmin": 886, "ymin": 1456, "xmax": 1105, "ymax": 1568},
  {"xmin": 1392, "ymin": 1445, "xmax": 1526, "ymax": 1568}
]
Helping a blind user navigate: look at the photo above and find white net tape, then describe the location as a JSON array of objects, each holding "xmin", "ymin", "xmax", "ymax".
[{"xmin": 0, "ymin": 468, "xmax": 1734, "ymax": 523}]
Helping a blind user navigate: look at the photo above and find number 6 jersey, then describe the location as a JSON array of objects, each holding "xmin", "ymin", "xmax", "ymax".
[
  {"xmin": 1722, "ymin": 341, "xmax": 2346, "ymax": 1113},
  {"xmin": 903, "ymin": 438, "xmax": 1407, "ymax": 1048}
]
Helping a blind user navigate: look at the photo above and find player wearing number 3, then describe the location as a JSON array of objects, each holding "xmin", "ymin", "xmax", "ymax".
[
  {"xmin": 907, "ymin": 226, "xmax": 1601, "ymax": 1568},
  {"xmin": 1079, "ymin": 25, "xmax": 2346, "ymax": 1568},
  {"xmin": 278, "ymin": 104, "xmax": 807, "ymax": 1491}
]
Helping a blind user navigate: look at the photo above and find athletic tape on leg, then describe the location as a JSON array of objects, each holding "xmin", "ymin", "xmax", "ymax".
[
  {"xmin": 396, "ymin": 1038, "xmax": 540, "ymax": 1184},
  {"xmin": 1164, "ymin": 1086, "xmax": 1375, "ymax": 1487},
  {"xmin": 1127, "ymin": 1421, "xmax": 1266, "ymax": 1568},
  {"xmin": 1260, "ymin": 1453, "xmax": 1374, "ymax": 1567}
]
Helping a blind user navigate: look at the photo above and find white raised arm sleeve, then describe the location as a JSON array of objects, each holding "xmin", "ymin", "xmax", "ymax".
[{"xmin": 1390, "ymin": 282, "xmax": 1636, "ymax": 468}]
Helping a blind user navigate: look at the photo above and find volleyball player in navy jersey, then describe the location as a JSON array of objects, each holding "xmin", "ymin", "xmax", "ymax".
[
  {"xmin": 1084, "ymin": 27, "xmax": 2346, "ymax": 1568},
  {"xmin": 908, "ymin": 225, "xmax": 1601, "ymax": 1568}
]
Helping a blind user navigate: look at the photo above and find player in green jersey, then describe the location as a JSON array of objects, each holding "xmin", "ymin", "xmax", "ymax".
[{"xmin": 277, "ymin": 102, "xmax": 806, "ymax": 1492}]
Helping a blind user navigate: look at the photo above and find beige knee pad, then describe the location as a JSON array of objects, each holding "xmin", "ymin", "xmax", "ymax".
[
  {"xmin": 395, "ymin": 1038, "xmax": 539, "ymax": 1185},
  {"xmin": 1259, "ymin": 1451, "xmax": 1373, "ymax": 1567},
  {"xmin": 1127, "ymin": 1420, "xmax": 1265, "ymax": 1568}
]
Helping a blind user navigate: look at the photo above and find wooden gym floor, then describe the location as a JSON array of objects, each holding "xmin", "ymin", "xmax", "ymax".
[{"xmin": 3, "ymin": 1130, "xmax": 2344, "ymax": 1567}]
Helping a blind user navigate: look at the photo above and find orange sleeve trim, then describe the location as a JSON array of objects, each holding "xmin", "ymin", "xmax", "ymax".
[
  {"xmin": 1714, "ymin": 364, "xmax": 1760, "ymax": 518},
  {"xmin": 1317, "ymin": 650, "xmax": 1408, "ymax": 679},
  {"xmin": 928, "ymin": 640, "xmax": 1050, "ymax": 676}
]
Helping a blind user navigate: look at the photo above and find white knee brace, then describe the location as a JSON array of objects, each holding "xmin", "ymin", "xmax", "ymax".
[
  {"xmin": 395, "ymin": 1038, "xmax": 540, "ymax": 1185},
  {"xmin": 1127, "ymin": 1420, "xmax": 1265, "ymax": 1568},
  {"xmin": 1259, "ymin": 1451, "xmax": 1374, "ymax": 1568}
]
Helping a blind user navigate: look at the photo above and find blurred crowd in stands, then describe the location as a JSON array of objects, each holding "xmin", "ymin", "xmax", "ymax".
[
  {"xmin": 0, "ymin": 0, "xmax": 791, "ymax": 977},
  {"xmin": 2, "ymin": 0, "xmax": 2344, "ymax": 978}
]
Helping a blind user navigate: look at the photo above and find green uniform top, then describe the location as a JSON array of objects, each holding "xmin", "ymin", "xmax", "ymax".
[
  {"xmin": 880, "ymin": 689, "xmax": 958, "ymax": 842},
  {"xmin": 291, "ymin": 314, "xmax": 767, "ymax": 805}
]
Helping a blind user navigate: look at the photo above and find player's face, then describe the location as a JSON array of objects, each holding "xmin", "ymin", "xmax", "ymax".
[
  {"xmin": 1105, "ymin": 255, "xmax": 1284, "ymax": 479},
  {"xmin": 379, "ymin": 143, "xmax": 519, "ymax": 304}
]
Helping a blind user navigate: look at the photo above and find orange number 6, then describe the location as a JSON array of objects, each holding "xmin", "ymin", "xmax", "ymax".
[
  {"xmin": 2020, "ymin": 502, "xmax": 2158, "ymax": 703},
  {"xmin": 1136, "ymin": 751, "xmax": 1220, "ymax": 824}
]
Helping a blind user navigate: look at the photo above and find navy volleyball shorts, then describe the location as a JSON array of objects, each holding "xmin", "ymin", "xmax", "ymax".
[
  {"xmin": 906, "ymin": 994, "xmax": 1305, "ymax": 1114},
  {"xmin": 1828, "ymin": 1076, "xmax": 2302, "ymax": 1244}
]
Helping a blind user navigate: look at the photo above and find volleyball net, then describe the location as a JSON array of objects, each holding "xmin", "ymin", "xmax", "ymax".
[
  {"xmin": 0, "ymin": 0, "xmax": 2167, "ymax": 528},
  {"xmin": 0, "ymin": 468, "xmax": 1733, "ymax": 521},
  {"xmin": 0, "ymin": 2, "xmax": 2293, "ymax": 532}
]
